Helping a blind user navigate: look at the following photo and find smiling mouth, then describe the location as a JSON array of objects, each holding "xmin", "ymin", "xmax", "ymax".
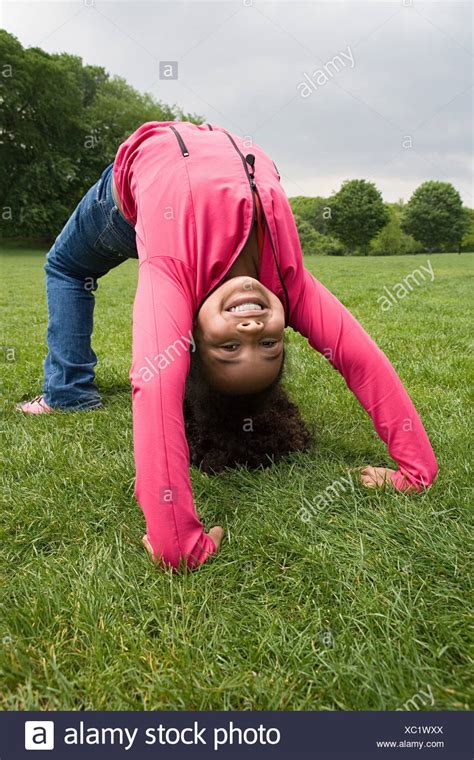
[
  {"xmin": 228, "ymin": 303, "xmax": 265, "ymax": 315},
  {"xmin": 224, "ymin": 294, "xmax": 268, "ymax": 314}
]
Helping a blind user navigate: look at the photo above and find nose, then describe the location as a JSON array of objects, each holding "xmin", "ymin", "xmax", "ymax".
[{"xmin": 236, "ymin": 319, "xmax": 264, "ymax": 334}]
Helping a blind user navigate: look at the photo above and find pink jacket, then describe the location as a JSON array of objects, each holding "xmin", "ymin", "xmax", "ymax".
[{"xmin": 113, "ymin": 120, "xmax": 438, "ymax": 570}]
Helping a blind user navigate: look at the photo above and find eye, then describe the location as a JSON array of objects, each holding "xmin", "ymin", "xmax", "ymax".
[
  {"xmin": 221, "ymin": 343, "xmax": 239, "ymax": 352},
  {"xmin": 260, "ymin": 340, "xmax": 277, "ymax": 347}
]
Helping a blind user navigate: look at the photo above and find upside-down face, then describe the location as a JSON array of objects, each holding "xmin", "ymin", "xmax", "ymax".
[{"xmin": 193, "ymin": 276, "xmax": 285, "ymax": 394}]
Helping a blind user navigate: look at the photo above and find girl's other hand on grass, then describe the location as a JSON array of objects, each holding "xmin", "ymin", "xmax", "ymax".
[
  {"xmin": 142, "ymin": 526, "xmax": 224, "ymax": 570},
  {"xmin": 359, "ymin": 466, "xmax": 396, "ymax": 488},
  {"xmin": 208, "ymin": 525, "xmax": 224, "ymax": 550},
  {"xmin": 142, "ymin": 535, "xmax": 166, "ymax": 569}
]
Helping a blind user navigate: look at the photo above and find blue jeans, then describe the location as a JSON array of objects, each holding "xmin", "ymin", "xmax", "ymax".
[{"xmin": 43, "ymin": 162, "xmax": 138, "ymax": 410}]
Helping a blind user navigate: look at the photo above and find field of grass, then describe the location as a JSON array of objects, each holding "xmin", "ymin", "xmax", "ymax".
[{"xmin": 1, "ymin": 249, "xmax": 472, "ymax": 711}]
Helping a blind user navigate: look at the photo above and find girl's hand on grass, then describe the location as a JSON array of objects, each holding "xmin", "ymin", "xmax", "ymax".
[
  {"xmin": 142, "ymin": 535, "xmax": 165, "ymax": 569},
  {"xmin": 207, "ymin": 525, "xmax": 224, "ymax": 550},
  {"xmin": 359, "ymin": 466, "xmax": 396, "ymax": 489},
  {"xmin": 142, "ymin": 526, "xmax": 224, "ymax": 570}
]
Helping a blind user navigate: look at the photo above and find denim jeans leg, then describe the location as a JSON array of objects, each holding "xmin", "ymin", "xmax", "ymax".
[
  {"xmin": 42, "ymin": 163, "xmax": 137, "ymax": 410},
  {"xmin": 43, "ymin": 261, "xmax": 102, "ymax": 410}
]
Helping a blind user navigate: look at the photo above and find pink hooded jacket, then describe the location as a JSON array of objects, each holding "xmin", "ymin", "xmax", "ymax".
[{"xmin": 113, "ymin": 120, "xmax": 438, "ymax": 570}]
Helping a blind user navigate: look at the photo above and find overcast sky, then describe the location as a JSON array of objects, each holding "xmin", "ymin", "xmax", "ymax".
[{"xmin": 3, "ymin": 0, "xmax": 473, "ymax": 205}]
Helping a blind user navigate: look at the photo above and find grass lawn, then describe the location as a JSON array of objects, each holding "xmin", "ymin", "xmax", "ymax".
[{"xmin": 1, "ymin": 249, "xmax": 472, "ymax": 711}]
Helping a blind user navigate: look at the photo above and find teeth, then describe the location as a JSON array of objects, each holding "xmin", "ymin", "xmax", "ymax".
[{"xmin": 229, "ymin": 302, "xmax": 263, "ymax": 312}]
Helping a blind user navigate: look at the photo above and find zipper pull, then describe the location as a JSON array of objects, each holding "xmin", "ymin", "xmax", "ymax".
[{"xmin": 245, "ymin": 153, "xmax": 256, "ymax": 187}]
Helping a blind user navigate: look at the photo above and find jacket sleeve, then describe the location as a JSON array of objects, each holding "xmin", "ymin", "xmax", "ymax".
[
  {"xmin": 290, "ymin": 268, "xmax": 438, "ymax": 491},
  {"xmin": 130, "ymin": 255, "xmax": 217, "ymax": 569}
]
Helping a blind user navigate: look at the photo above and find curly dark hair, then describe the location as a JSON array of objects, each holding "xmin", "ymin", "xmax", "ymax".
[{"xmin": 183, "ymin": 346, "xmax": 314, "ymax": 474}]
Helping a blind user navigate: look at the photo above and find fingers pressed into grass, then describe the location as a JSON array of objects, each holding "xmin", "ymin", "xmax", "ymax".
[
  {"xmin": 208, "ymin": 525, "xmax": 224, "ymax": 550},
  {"xmin": 142, "ymin": 534, "xmax": 167, "ymax": 571},
  {"xmin": 142, "ymin": 526, "xmax": 224, "ymax": 571},
  {"xmin": 359, "ymin": 466, "xmax": 396, "ymax": 489}
]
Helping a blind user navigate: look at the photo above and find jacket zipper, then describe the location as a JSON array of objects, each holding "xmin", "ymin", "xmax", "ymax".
[
  {"xmin": 192, "ymin": 134, "xmax": 257, "ymax": 320},
  {"xmin": 253, "ymin": 184, "xmax": 289, "ymax": 325},
  {"xmin": 169, "ymin": 125, "xmax": 189, "ymax": 157},
  {"xmin": 222, "ymin": 130, "xmax": 290, "ymax": 326}
]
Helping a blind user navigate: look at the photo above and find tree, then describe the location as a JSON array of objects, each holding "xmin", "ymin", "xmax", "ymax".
[
  {"xmin": 0, "ymin": 31, "xmax": 203, "ymax": 240},
  {"xmin": 401, "ymin": 181, "xmax": 469, "ymax": 252},
  {"xmin": 460, "ymin": 208, "xmax": 474, "ymax": 252},
  {"xmin": 327, "ymin": 179, "xmax": 388, "ymax": 254},
  {"xmin": 0, "ymin": 34, "xmax": 84, "ymax": 235}
]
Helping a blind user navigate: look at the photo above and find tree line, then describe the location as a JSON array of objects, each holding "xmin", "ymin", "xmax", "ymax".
[
  {"xmin": 1, "ymin": 31, "xmax": 472, "ymax": 253},
  {"xmin": 290, "ymin": 180, "xmax": 473, "ymax": 256}
]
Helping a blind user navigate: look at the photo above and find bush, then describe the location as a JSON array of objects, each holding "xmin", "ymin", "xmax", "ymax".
[
  {"xmin": 294, "ymin": 215, "xmax": 347, "ymax": 256},
  {"xmin": 370, "ymin": 209, "xmax": 420, "ymax": 255},
  {"xmin": 314, "ymin": 234, "xmax": 346, "ymax": 256}
]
